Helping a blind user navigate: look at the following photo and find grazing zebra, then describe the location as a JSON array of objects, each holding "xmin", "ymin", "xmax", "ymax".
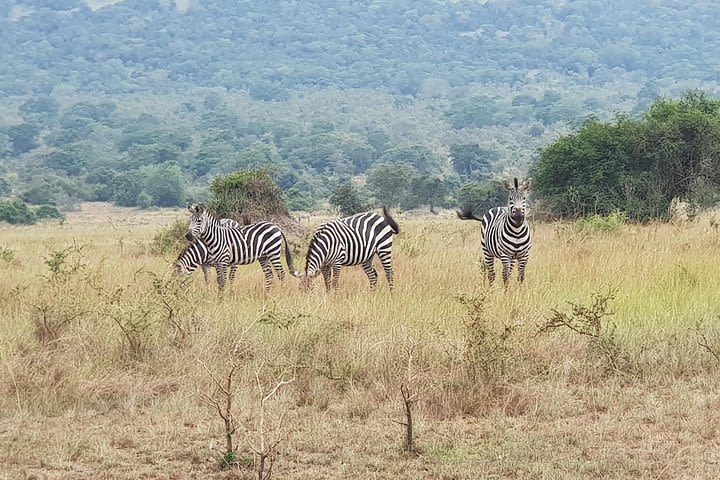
[
  {"xmin": 457, "ymin": 178, "xmax": 532, "ymax": 287},
  {"xmin": 174, "ymin": 218, "xmax": 241, "ymax": 285},
  {"xmin": 296, "ymin": 207, "xmax": 400, "ymax": 291},
  {"xmin": 174, "ymin": 240, "xmax": 239, "ymax": 286},
  {"xmin": 186, "ymin": 204, "xmax": 296, "ymax": 292}
]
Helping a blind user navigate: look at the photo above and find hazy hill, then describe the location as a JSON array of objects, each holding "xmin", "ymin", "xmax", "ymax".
[{"xmin": 0, "ymin": 0, "xmax": 718, "ymax": 211}]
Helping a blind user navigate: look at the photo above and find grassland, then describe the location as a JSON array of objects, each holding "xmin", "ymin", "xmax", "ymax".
[{"xmin": 1, "ymin": 203, "xmax": 719, "ymax": 479}]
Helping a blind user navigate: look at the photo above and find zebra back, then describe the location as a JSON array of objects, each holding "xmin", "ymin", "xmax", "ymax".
[{"xmin": 304, "ymin": 208, "xmax": 398, "ymax": 276}]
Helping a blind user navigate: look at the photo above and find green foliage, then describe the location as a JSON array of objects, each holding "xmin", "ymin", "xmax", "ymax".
[
  {"xmin": 573, "ymin": 212, "xmax": 628, "ymax": 234},
  {"xmin": 150, "ymin": 219, "xmax": 188, "ymax": 257},
  {"xmin": 8, "ymin": 123, "xmax": 41, "ymax": 155},
  {"xmin": 0, "ymin": 198, "xmax": 36, "ymax": 225},
  {"xmin": 329, "ymin": 182, "xmax": 369, "ymax": 216},
  {"xmin": 533, "ymin": 91, "xmax": 720, "ymax": 221},
  {"xmin": 210, "ymin": 169, "xmax": 289, "ymax": 220},
  {"xmin": 34, "ymin": 205, "xmax": 64, "ymax": 221},
  {"xmin": 139, "ymin": 163, "xmax": 186, "ymax": 208},
  {"xmin": 456, "ymin": 181, "xmax": 507, "ymax": 216},
  {"xmin": 366, "ymin": 163, "xmax": 416, "ymax": 208},
  {"xmin": 449, "ymin": 144, "xmax": 497, "ymax": 178},
  {"xmin": 0, "ymin": 245, "xmax": 15, "ymax": 263}
]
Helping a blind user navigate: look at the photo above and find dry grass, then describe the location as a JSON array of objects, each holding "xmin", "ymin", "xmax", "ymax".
[{"xmin": 1, "ymin": 203, "xmax": 720, "ymax": 479}]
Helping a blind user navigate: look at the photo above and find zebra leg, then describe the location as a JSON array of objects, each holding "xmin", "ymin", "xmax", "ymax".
[
  {"xmin": 216, "ymin": 264, "xmax": 228, "ymax": 292},
  {"xmin": 201, "ymin": 264, "xmax": 210, "ymax": 286},
  {"xmin": 361, "ymin": 259, "xmax": 379, "ymax": 290},
  {"xmin": 517, "ymin": 253, "xmax": 530, "ymax": 284},
  {"xmin": 484, "ymin": 252, "xmax": 496, "ymax": 286},
  {"xmin": 321, "ymin": 266, "xmax": 332, "ymax": 292},
  {"xmin": 259, "ymin": 259, "xmax": 273, "ymax": 292},
  {"xmin": 228, "ymin": 265, "xmax": 238, "ymax": 286},
  {"xmin": 270, "ymin": 254, "xmax": 285, "ymax": 282},
  {"xmin": 331, "ymin": 264, "xmax": 342, "ymax": 290},
  {"xmin": 377, "ymin": 251, "xmax": 394, "ymax": 290},
  {"xmin": 500, "ymin": 256, "xmax": 514, "ymax": 288}
]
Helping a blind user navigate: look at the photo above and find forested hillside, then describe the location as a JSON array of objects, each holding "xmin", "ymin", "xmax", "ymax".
[{"xmin": 1, "ymin": 0, "xmax": 719, "ymax": 213}]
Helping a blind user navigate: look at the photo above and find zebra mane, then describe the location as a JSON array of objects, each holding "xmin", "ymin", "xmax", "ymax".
[{"xmin": 514, "ymin": 178, "xmax": 519, "ymax": 189}]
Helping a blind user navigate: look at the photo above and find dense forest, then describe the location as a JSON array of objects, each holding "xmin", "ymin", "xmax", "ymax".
[{"xmin": 1, "ymin": 0, "xmax": 719, "ymax": 217}]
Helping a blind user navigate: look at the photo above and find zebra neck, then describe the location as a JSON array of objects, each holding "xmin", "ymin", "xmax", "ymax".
[{"xmin": 506, "ymin": 216, "xmax": 526, "ymax": 230}]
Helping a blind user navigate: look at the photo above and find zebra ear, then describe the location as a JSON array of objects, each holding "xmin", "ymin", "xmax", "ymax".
[
  {"xmin": 522, "ymin": 178, "xmax": 532, "ymax": 191},
  {"xmin": 503, "ymin": 179, "xmax": 513, "ymax": 191}
]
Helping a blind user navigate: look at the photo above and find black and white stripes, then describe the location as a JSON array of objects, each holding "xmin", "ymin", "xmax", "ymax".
[
  {"xmin": 186, "ymin": 204, "xmax": 296, "ymax": 292},
  {"xmin": 458, "ymin": 178, "xmax": 532, "ymax": 287},
  {"xmin": 299, "ymin": 207, "xmax": 399, "ymax": 291}
]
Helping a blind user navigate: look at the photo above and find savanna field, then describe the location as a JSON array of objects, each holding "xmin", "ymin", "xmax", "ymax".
[{"xmin": 1, "ymin": 203, "xmax": 719, "ymax": 479}]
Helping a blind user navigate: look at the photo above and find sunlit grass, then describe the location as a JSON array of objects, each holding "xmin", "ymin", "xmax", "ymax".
[{"xmin": 1, "ymin": 206, "xmax": 719, "ymax": 478}]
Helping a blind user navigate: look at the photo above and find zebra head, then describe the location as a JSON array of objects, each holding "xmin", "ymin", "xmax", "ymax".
[
  {"xmin": 503, "ymin": 177, "xmax": 532, "ymax": 224},
  {"xmin": 186, "ymin": 203, "xmax": 212, "ymax": 241}
]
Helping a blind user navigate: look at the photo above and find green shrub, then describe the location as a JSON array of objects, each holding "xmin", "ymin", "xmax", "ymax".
[
  {"xmin": 34, "ymin": 204, "xmax": 64, "ymax": 221},
  {"xmin": 0, "ymin": 198, "xmax": 36, "ymax": 225},
  {"xmin": 573, "ymin": 211, "xmax": 627, "ymax": 234}
]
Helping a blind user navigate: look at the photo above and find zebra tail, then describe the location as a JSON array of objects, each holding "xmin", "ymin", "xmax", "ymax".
[
  {"xmin": 456, "ymin": 206, "xmax": 483, "ymax": 222},
  {"xmin": 283, "ymin": 234, "xmax": 300, "ymax": 277},
  {"xmin": 382, "ymin": 206, "xmax": 400, "ymax": 234}
]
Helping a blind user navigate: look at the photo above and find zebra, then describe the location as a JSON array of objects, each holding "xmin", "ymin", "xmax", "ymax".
[
  {"xmin": 175, "ymin": 239, "xmax": 240, "ymax": 286},
  {"xmin": 174, "ymin": 218, "xmax": 241, "ymax": 285},
  {"xmin": 295, "ymin": 207, "xmax": 400, "ymax": 291},
  {"xmin": 186, "ymin": 204, "xmax": 296, "ymax": 292},
  {"xmin": 457, "ymin": 178, "xmax": 532, "ymax": 287}
]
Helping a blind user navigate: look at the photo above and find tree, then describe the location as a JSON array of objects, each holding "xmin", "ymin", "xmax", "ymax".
[
  {"xmin": 366, "ymin": 163, "xmax": 416, "ymax": 208},
  {"xmin": 456, "ymin": 181, "xmax": 507, "ymax": 216},
  {"xmin": 329, "ymin": 181, "xmax": 369, "ymax": 216},
  {"xmin": 8, "ymin": 123, "xmax": 41, "ymax": 155},
  {"xmin": 407, "ymin": 175, "xmax": 449, "ymax": 213},
  {"xmin": 140, "ymin": 163, "xmax": 186, "ymax": 207},
  {"xmin": 449, "ymin": 144, "xmax": 498, "ymax": 177},
  {"xmin": 639, "ymin": 90, "xmax": 720, "ymax": 207},
  {"xmin": 531, "ymin": 116, "xmax": 644, "ymax": 218},
  {"xmin": 0, "ymin": 198, "xmax": 36, "ymax": 225},
  {"xmin": 209, "ymin": 169, "xmax": 292, "ymax": 225},
  {"xmin": 378, "ymin": 145, "xmax": 441, "ymax": 174}
]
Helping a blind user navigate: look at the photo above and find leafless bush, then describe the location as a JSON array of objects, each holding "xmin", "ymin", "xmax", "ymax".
[
  {"xmin": 537, "ymin": 287, "xmax": 622, "ymax": 371},
  {"xmin": 692, "ymin": 320, "xmax": 720, "ymax": 363}
]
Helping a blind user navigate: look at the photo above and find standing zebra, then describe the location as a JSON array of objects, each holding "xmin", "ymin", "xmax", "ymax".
[
  {"xmin": 296, "ymin": 207, "xmax": 399, "ymax": 291},
  {"xmin": 186, "ymin": 204, "xmax": 296, "ymax": 292},
  {"xmin": 457, "ymin": 178, "xmax": 532, "ymax": 287},
  {"xmin": 174, "ymin": 218, "xmax": 241, "ymax": 285}
]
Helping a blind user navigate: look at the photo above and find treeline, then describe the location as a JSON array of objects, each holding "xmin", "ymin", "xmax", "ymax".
[{"xmin": 2, "ymin": 90, "xmax": 720, "ymax": 224}]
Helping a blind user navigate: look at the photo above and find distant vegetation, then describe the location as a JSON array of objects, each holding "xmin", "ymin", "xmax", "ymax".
[{"xmin": 1, "ymin": 0, "xmax": 720, "ymax": 220}]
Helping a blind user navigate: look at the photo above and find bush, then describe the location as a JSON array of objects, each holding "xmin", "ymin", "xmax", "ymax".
[
  {"xmin": 455, "ymin": 181, "xmax": 507, "ymax": 216},
  {"xmin": 34, "ymin": 204, "xmax": 64, "ymax": 221},
  {"xmin": 573, "ymin": 211, "xmax": 627, "ymax": 234},
  {"xmin": 0, "ymin": 198, "xmax": 36, "ymax": 225},
  {"xmin": 329, "ymin": 182, "xmax": 368, "ymax": 216}
]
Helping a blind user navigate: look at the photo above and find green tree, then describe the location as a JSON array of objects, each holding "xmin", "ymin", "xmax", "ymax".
[
  {"xmin": 8, "ymin": 123, "xmax": 41, "ymax": 155},
  {"xmin": 531, "ymin": 116, "xmax": 643, "ymax": 218},
  {"xmin": 449, "ymin": 144, "xmax": 498, "ymax": 177},
  {"xmin": 639, "ymin": 90, "xmax": 720, "ymax": 207},
  {"xmin": 378, "ymin": 145, "xmax": 441, "ymax": 174},
  {"xmin": 366, "ymin": 163, "xmax": 416, "ymax": 208},
  {"xmin": 456, "ymin": 181, "xmax": 507, "ymax": 216},
  {"xmin": 0, "ymin": 198, "xmax": 36, "ymax": 225},
  {"xmin": 329, "ymin": 181, "xmax": 369, "ymax": 216},
  {"xmin": 140, "ymin": 163, "xmax": 186, "ymax": 207}
]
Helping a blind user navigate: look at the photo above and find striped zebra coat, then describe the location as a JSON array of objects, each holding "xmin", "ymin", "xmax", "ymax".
[
  {"xmin": 458, "ymin": 178, "xmax": 532, "ymax": 287},
  {"xmin": 186, "ymin": 204, "xmax": 296, "ymax": 292},
  {"xmin": 174, "ymin": 218, "xmax": 240, "ymax": 285},
  {"xmin": 298, "ymin": 207, "xmax": 399, "ymax": 291}
]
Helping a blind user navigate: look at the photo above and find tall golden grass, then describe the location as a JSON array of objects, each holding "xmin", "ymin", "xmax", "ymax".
[{"xmin": 1, "ymin": 204, "xmax": 719, "ymax": 479}]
